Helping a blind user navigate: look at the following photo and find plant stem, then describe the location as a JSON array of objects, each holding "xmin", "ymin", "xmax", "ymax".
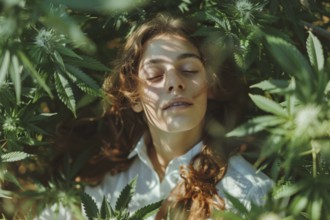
[
  {"xmin": 311, "ymin": 141, "xmax": 318, "ymax": 177},
  {"xmin": 0, "ymin": 141, "xmax": 7, "ymax": 149}
]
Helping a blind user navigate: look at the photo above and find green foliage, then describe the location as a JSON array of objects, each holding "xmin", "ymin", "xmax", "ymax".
[
  {"xmin": 0, "ymin": 0, "xmax": 329, "ymax": 219},
  {"xmin": 227, "ymin": 30, "xmax": 330, "ymax": 220},
  {"xmin": 1, "ymin": 151, "xmax": 33, "ymax": 163},
  {"xmin": 81, "ymin": 177, "xmax": 162, "ymax": 220}
]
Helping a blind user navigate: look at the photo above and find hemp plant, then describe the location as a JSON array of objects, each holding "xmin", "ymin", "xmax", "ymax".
[
  {"xmin": 225, "ymin": 31, "xmax": 330, "ymax": 220},
  {"xmin": 81, "ymin": 177, "xmax": 162, "ymax": 220}
]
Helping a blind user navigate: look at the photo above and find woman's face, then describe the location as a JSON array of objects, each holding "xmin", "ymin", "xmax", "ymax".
[{"xmin": 133, "ymin": 34, "xmax": 208, "ymax": 133}]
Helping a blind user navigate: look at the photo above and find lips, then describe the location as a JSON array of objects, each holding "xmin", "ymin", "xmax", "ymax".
[{"xmin": 163, "ymin": 98, "xmax": 193, "ymax": 110}]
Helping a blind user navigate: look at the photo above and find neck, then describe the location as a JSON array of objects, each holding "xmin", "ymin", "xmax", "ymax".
[{"xmin": 146, "ymin": 121, "xmax": 204, "ymax": 181}]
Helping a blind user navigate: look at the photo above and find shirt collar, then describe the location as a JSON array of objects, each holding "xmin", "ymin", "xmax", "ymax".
[
  {"xmin": 127, "ymin": 136, "xmax": 146, "ymax": 159},
  {"xmin": 127, "ymin": 135, "xmax": 204, "ymax": 164}
]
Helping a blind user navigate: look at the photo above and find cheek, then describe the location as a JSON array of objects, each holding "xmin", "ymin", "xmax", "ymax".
[
  {"xmin": 139, "ymin": 85, "xmax": 162, "ymax": 107},
  {"xmin": 191, "ymin": 78, "xmax": 209, "ymax": 98}
]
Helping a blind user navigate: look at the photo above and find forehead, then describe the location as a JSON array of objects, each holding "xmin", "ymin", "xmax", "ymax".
[{"xmin": 140, "ymin": 34, "xmax": 200, "ymax": 64}]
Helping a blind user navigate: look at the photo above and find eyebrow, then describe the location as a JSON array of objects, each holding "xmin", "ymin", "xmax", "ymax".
[
  {"xmin": 144, "ymin": 53, "xmax": 202, "ymax": 65},
  {"xmin": 178, "ymin": 53, "xmax": 202, "ymax": 61}
]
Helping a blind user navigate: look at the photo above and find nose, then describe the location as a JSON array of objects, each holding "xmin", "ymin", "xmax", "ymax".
[{"xmin": 166, "ymin": 70, "xmax": 185, "ymax": 93}]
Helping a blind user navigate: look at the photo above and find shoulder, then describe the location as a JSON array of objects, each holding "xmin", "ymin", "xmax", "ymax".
[
  {"xmin": 84, "ymin": 157, "xmax": 143, "ymax": 208},
  {"xmin": 217, "ymin": 154, "xmax": 274, "ymax": 209}
]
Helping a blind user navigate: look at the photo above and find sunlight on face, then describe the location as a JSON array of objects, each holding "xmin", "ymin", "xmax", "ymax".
[{"xmin": 134, "ymin": 34, "xmax": 208, "ymax": 133}]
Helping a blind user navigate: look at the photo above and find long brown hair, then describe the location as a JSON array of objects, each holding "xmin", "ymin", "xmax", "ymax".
[
  {"xmin": 100, "ymin": 14, "xmax": 248, "ymax": 219},
  {"xmin": 54, "ymin": 13, "xmax": 248, "ymax": 219}
]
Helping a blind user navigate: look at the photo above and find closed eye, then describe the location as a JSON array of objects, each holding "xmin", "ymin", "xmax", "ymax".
[
  {"xmin": 147, "ymin": 75, "xmax": 163, "ymax": 82},
  {"xmin": 182, "ymin": 70, "xmax": 198, "ymax": 74}
]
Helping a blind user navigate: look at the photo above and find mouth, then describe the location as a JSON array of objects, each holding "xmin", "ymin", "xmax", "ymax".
[{"xmin": 163, "ymin": 99, "xmax": 193, "ymax": 110}]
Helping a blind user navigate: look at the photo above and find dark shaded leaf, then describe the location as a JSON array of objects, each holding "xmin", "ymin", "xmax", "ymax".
[
  {"xmin": 65, "ymin": 64, "xmax": 101, "ymax": 96},
  {"xmin": 81, "ymin": 192, "xmax": 98, "ymax": 220},
  {"xmin": 100, "ymin": 196, "xmax": 113, "ymax": 218},
  {"xmin": 115, "ymin": 176, "xmax": 138, "ymax": 211},
  {"xmin": 66, "ymin": 55, "xmax": 110, "ymax": 71},
  {"xmin": 128, "ymin": 200, "xmax": 162, "ymax": 220},
  {"xmin": 17, "ymin": 50, "xmax": 53, "ymax": 98}
]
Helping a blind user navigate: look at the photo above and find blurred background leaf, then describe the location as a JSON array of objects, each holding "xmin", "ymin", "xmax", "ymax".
[{"xmin": 0, "ymin": 0, "xmax": 329, "ymax": 219}]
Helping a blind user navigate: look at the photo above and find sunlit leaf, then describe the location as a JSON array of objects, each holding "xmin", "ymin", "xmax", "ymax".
[
  {"xmin": 290, "ymin": 190, "xmax": 310, "ymax": 214},
  {"xmin": 9, "ymin": 54, "xmax": 22, "ymax": 103},
  {"xmin": 310, "ymin": 196, "xmax": 322, "ymax": 220},
  {"xmin": 274, "ymin": 182, "xmax": 305, "ymax": 199},
  {"xmin": 249, "ymin": 94, "xmax": 288, "ymax": 117},
  {"xmin": 226, "ymin": 115, "xmax": 286, "ymax": 137},
  {"xmin": 54, "ymin": 72, "xmax": 76, "ymax": 116},
  {"xmin": 306, "ymin": 31, "xmax": 324, "ymax": 71},
  {"xmin": 0, "ymin": 50, "xmax": 10, "ymax": 87},
  {"xmin": 250, "ymin": 80, "xmax": 290, "ymax": 93},
  {"xmin": 1, "ymin": 151, "xmax": 33, "ymax": 162},
  {"xmin": 0, "ymin": 189, "xmax": 12, "ymax": 199}
]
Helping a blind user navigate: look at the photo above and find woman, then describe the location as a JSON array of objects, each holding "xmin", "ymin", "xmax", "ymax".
[
  {"xmin": 85, "ymin": 13, "xmax": 273, "ymax": 219},
  {"xmin": 39, "ymin": 14, "xmax": 273, "ymax": 220}
]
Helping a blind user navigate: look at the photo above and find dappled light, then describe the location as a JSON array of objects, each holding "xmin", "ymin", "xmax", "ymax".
[{"xmin": 0, "ymin": 1, "xmax": 329, "ymax": 220}]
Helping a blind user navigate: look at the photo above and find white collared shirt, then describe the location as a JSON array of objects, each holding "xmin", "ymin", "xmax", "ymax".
[
  {"xmin": 37, "ymin": 137, "xmax": 273, "ymax": 219},
  {"xmin": 85, "ymin": 137, "xmax": 274, "ymax": 217}
]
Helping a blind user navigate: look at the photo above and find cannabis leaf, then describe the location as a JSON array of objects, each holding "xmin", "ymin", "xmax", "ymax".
[
  {"xmin": 81, "ymin": 192, "xmax": 99, "ymax": 220},
  {"xmin": 115, "ymin": 176, "xmax": 138, "ymax": 211},
  {"xmin": 65, "ymin": 64, "xmax": 101, "ymax": 96},
  {"xmin": 100, "ymin": 196, "xmax": 114, "ymax": 219},
  {"xmin": 128, "ymin": 200, "xmax": 163, "ymax": 220},
  {"xmin": 1, "ymin": 151, "xmax": 33, "ymax": 163},
  {"xmin": 249, "ymin": 94, "xmax": 288, "ymax": 117},
  {"xmin": 306, "ymin": 31, "xmax": 324, "ymax": 72},
  {"xmin": 54, "ymin": 72, "xmax": 76, "ymax": 116},
  {"xmin": 81, "ymin": 176, "xmax": 162, "ymax": 220}
]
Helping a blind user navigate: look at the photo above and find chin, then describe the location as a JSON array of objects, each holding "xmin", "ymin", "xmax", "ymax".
[{"xmin": 164, "ymin": 121, "xmax": 202, "ymax": 133}]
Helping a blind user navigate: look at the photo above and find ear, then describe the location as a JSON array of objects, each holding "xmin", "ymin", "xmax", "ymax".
[
  {"xmin": 207, "ymin": 72, "xmax": 222, "ymax": 100},
  {"xmin": 131, "ymin": 101, "xmax": 143, "ymax": 113}
]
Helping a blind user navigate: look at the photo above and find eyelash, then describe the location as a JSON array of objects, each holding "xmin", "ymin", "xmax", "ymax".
[
  {"xmin": 147, "ymin": 75, "xmax": 163, "ymax": 81},
  {"xmin": 182, "ymin": 70, "xmax": 198, "ymax": 74},
  {"xmin": 145, "ymin": 69, "xmax": 198, "ymax": 82}
]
